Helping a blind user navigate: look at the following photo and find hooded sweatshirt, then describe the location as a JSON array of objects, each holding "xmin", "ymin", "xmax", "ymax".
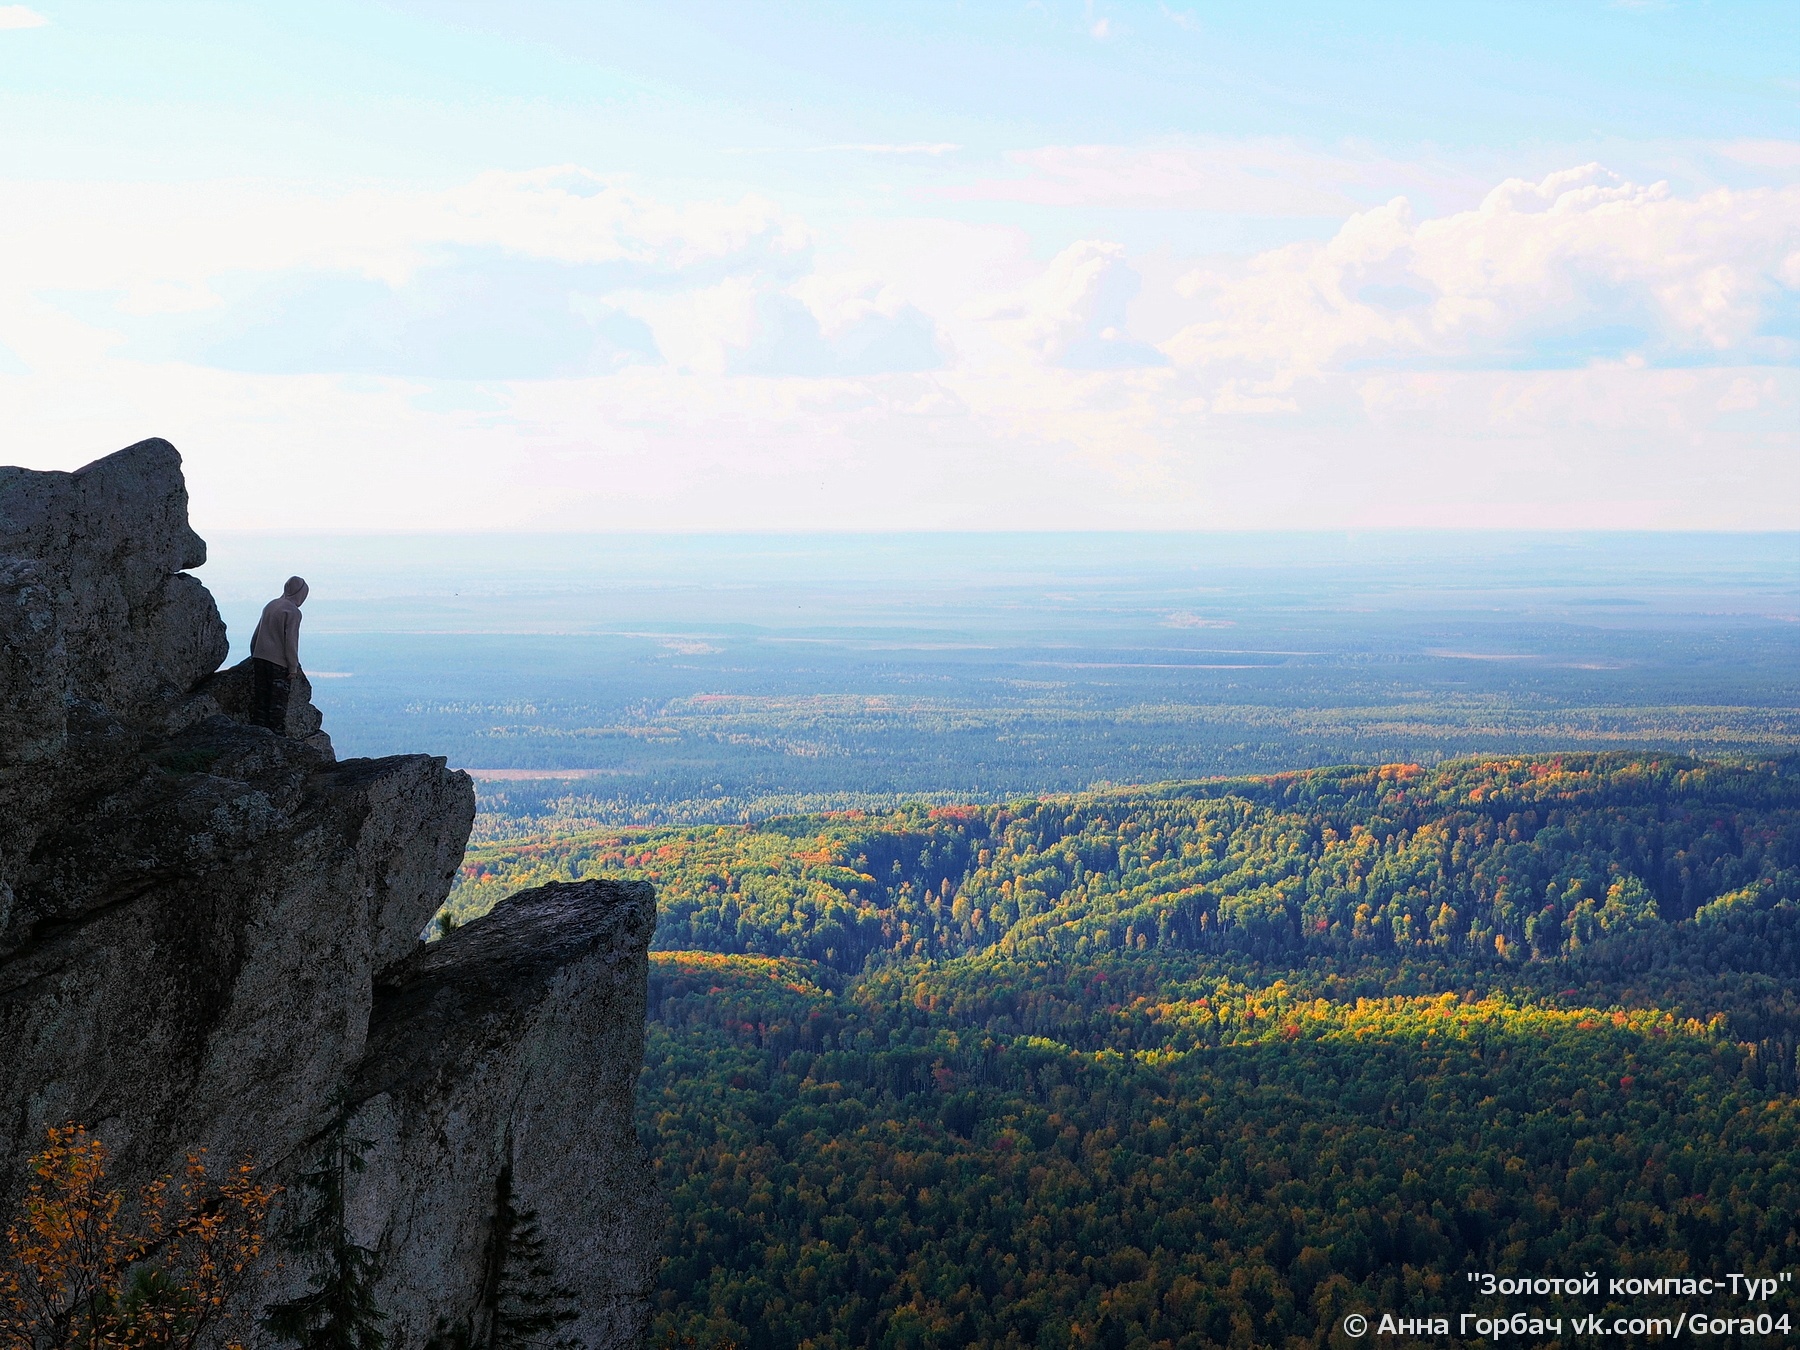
[{"xmin": 251, "ymin": 577, "xmax": 309, "ymax": 671}]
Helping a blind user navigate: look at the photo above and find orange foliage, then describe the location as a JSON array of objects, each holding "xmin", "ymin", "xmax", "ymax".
[{"xmin": 0, "ymin": 1125, "xmax": 276, "ymax": 1350}]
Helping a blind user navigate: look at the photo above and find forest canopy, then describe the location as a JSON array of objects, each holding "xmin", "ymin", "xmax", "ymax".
[
  {"xmin": 445, "ymin": 754, "xmax": 1800, "ymax": 1350},
  {"xmin": 446, "ymin": 754, "xmax": 1800, "ymax": 971}
]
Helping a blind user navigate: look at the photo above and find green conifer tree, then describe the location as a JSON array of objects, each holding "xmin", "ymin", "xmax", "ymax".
[
  {"xmin": 426, "ymin": 1162, "xmax": 578, "ymax": 1350},
  {"xmin": 263, "ymin": 1107, "xmax": 387, "ymax": 1350}
]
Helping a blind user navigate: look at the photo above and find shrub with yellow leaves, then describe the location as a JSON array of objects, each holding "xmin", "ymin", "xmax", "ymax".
[{"xmin": 0, "ymin": 1124, "xmax": 275, "ymax": 1350}]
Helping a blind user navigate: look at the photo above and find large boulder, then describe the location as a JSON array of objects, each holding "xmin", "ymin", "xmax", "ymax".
[
  {"xmin": 185, "ymin": 655, "xmax": 336, "ymax": 754},
  {"xmin": 0, "ymin": 438, "xmax": 224, "ymax": 737}
]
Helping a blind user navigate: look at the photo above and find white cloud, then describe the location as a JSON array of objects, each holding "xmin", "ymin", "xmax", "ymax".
[
  {"xmin": 730, "ymin": 143, "xmax": 962, "ymax": 156},
  {"xmin": 2, "ymin": 161, "xmax": 1798, "ymax": 530},
  {"xmin": 435, "ymin": 168, "xmax": 810, "ymax": 273},
  {"xmin": 804, "ymin": 143, "xmax": 962, "ymax": 155},
  {"xmin": 1211, "ymin": 377, "xmax": 1297, "ymax": 415},
  {"xmin": 973, "ymin": 240, "xmax": 1166, "ymax": 369},
  {"xmin": 0, "ymin": 6, "xmax": 47, "ymax": 29},
  {"xmin": 1716, "ymin": 375, "xmax": 1775, "ymax": 411},
  {"xmin": 1717, "ymin": 140, "xmax": 1800, "ymax": 171},
  {"xmin": 0, "ymin": 169, "xmax": 822, "ymax": 380},
  {"xmin": 1164, "ymin": 164, "xmax": 1800, "ymax": 378},
  {"xmin": 0, "ymin": 168, "xmax": 809, "ymax": 297},
  {"xmin": 603, "ymin": 266, "xmax": 941, "ymax": 379}
]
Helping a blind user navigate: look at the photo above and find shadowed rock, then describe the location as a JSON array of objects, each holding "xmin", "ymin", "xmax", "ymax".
[
  {"xmin": 186, "ymin": 655, "xmax": 335, "ymax": 754},
  {"xmin": 0, "ymin": 439, "xmax": 663, "ymax": 1347}
]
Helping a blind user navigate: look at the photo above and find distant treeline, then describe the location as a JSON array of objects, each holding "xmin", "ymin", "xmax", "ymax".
[{"xmin": 341, "ymin": 676, "xmax": 1800, "ymax": 834}]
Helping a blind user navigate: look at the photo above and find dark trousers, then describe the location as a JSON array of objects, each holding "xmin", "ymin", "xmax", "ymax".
[{"xmin": 252, "ymin": 657, "xmax": 292, "ymax": 733}]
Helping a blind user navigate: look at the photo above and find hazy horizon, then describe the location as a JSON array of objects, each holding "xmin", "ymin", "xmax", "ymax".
[{"xmin": 187, "ymin": 526, "xmax": 1800, "ymax": 831}]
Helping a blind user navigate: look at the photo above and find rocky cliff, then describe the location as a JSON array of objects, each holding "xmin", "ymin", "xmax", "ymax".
[{"xmin": 0, "ymin": 439, "xmax": 663, "ymax": 1346}]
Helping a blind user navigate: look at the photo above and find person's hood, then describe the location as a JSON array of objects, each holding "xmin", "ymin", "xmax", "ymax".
[{"xmin": 283, "ymin": 576, "xmax": 309, "ymax": 605}]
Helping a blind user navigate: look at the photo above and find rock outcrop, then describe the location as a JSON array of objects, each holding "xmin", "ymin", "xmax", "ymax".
[
  {"xmin": 351, "ymin": 879, "xmax": 662, "ymax": 1347},
  {"xmin": 0, "ymin": 440, "xmax": 662, "ymax": 1346}
]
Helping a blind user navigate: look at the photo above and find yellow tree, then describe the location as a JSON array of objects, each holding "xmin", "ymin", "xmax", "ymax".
[{"xmin": 0, "ymin": 1125, "xmax": 275, "ymax": 1350}]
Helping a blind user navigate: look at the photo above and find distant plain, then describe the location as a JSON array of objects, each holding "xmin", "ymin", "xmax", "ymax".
[{"xmin": 202, "ymin": 531, "xmax": 1800, "ymax": 838}]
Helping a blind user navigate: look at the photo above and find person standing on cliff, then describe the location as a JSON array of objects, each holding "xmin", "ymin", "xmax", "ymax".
[{"xmin": 251, "ymin": 575, "xmax": 308, "ymax": 732}]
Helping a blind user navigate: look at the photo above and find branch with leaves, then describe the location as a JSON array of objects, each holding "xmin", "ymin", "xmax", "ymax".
[{"xmin": 0, "ymin": 1124, "xmax": 275, "ymax": 1350}]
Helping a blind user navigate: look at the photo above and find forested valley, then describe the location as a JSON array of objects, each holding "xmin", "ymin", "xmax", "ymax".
[{"xmin": 441, "ymin": 753, "xmax": 1800, "ymax": 1349}]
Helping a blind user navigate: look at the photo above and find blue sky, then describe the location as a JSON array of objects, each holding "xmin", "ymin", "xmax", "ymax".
[{"xmin": 1, "ymin": 1, "xmax": 1797, "ymax": 529}]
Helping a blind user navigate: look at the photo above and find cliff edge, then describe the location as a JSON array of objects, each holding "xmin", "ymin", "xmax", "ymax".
[{"xmin": 0, "ymin": 439, "xmax": 663, "ymax": 1346}]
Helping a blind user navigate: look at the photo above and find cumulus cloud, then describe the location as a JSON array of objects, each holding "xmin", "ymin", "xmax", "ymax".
[
  {"xmin": 799, "ymin": 143, "xmax": 962, "ymax": 155},
  {"xmin": 0, "ymin": 168, "xmax": 809, "ymax": 298},
  {"xmin": 786, "ymin": 274, "xmax": 944, "ymax": 376},
  {"xmin": 3, "ymin": 159, "xmax": 1798, "ymax": 529},
  {"xmin": 1718, "ymin": 140, "xmax": 1800, "ymax": 171},
  {"xmin": 624, "ymin": 274, "xmax": 942, "ymax": 378},
  {"xmin": 3, "ymin": 170, "xmax": 818, "ymax": 380},
  {"xmin": 131, "ymin": 252, "xmax": 662, "ymax": 379},
  {"xmin": 0, "ymin": 166, "xmax": 953, "ymax": 385},
  {"xmin": 5, "ymin": 168, "xmax": 951, "ymax": 384},
  {"xmin": 424, "ymin": 167, "xmax": 811, "ymax": 278},
  {"xmin": 1164, "ymin": 165, "xmax": 1800, "ymax": 379},
  {"xmin": 975, "ymin": 241, "xmax": 1166, "ymax": 369},
  {"xmin": 1210, "ymin": 377, "xmax": 1298, "ymax": 416},
  {"xmin": 0, "ymin": 6, "xmax": 47, "ymax": 29}
]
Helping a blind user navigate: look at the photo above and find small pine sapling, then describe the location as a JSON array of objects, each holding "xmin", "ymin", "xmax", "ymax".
[
  {"xmin": 425, "ymin": 1162, "xmax": 578, "ymax": 1350},
  {"xmin": 261, "ymin": 1106, "xmax": 386, "ymax": 1350}
]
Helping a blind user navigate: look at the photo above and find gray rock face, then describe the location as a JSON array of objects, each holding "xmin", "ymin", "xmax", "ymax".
[
  {"xmin": 350, "ymin": 880, "xmax": 662, "ymax": 1348},
  {"xmin": 0, "ymin": 439, "xmax": 222, "ymax": 738},
  {"xmin": 0, "ymin": 440, "xmax": 663, "ymax": 1347}
]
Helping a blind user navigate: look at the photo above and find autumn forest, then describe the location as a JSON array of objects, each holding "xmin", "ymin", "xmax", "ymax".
[{"xmin": 433, "ymin": 753, "xmax": 1800, "ymax": 1348}]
